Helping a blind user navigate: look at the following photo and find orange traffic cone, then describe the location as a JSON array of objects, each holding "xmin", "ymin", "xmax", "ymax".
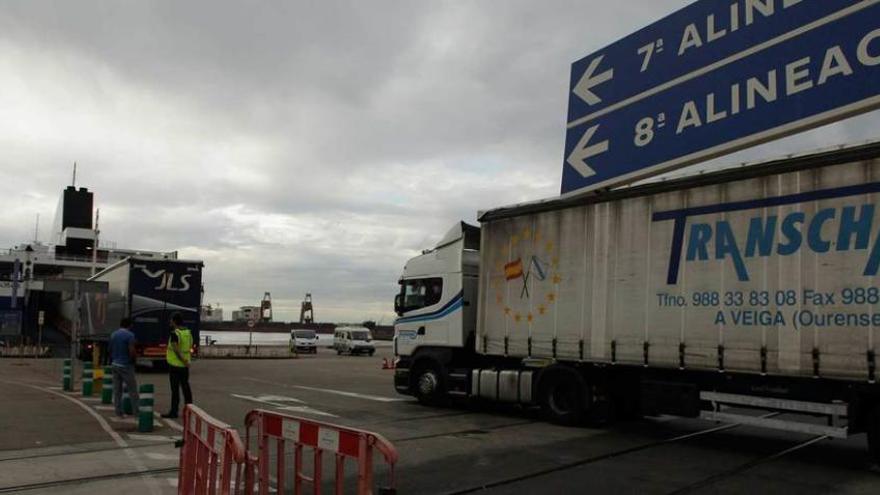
[{"xmin": 382, "ymin": 357, "xmax": 390, "ymax": 369}]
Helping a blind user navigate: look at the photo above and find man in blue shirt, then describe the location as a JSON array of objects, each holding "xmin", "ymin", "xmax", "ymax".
[{"xmin": 109, "ymin": 318, "xmax": 139, "ymax": 417}]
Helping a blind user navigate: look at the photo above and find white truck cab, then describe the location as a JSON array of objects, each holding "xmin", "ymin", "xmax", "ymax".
[{"xmin": 393, "ymin": 222, "xmax": 480, "ymax": 402}]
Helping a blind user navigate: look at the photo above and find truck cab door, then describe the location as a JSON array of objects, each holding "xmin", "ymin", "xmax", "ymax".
[{"xmin": 395, "ymin": 276, "xmax": 458, "ymax": 355}]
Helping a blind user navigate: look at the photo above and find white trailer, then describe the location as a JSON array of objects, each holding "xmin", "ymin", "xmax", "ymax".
[{"xmin": 393, "ymin": 143, "xmax": 880, "ymax": 462}]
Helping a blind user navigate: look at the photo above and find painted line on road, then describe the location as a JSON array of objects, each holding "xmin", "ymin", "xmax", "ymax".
[
  {"xmin": 128, "ymin": 434, "xmax": 179, "ymax": 443},
  {"xmin": 3, "ymin": 381, "xmax": 162, "ymax": 495},
  {"xmin": 243, "ymin": 377, "xmax": 411, "ymax": 402},
  {"xmin": 230, "ymin": 394, "xmax": 338, "ymax": 418},
  {"xmin": 163, "ymin": 418, "xmax": 183, "ymax": 432},
  {"xmin": 230, "ymin": 393, "xmax": 304, "ymax": 404},
  {"xmin": 94, "ymin": 405, "xmax": 115, "ymax": 411},
  {"xmin": 11, "ymin": 382, "xmax": 128, "ymax": 447},
  {"xmin": 145, "ymin": 452, "xmax": 179, "ymax": 461},
  {"xmin": 109, "ymin": 417, "xmax": 137, "ymax": 425}
]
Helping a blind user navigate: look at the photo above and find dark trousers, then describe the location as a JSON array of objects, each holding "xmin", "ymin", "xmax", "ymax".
[{"xmin": 168, "ymin": 365, "xmax": 193, "ymax": 415}]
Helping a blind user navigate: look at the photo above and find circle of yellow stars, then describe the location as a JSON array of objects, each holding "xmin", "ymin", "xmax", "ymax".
[{"xmin": 491, "ymin": 227, "xmax": 563, "ymax": 325}]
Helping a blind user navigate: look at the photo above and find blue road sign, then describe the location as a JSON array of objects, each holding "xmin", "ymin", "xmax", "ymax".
[{"xmin": 562, "ymin": 0, "xmax": 880, "ymax": 195}]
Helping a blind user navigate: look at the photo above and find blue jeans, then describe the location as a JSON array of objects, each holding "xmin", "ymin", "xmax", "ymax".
[{"xmin": 112, "ymin": 364, "xmax": 139, "ymax": 417}]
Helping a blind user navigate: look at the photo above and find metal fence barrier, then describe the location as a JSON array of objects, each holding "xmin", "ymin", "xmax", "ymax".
[
  {"xmin": 245, "ymin": 409, "xmax": 398, "ymax": 495},
  {"xmin": 179, "ymin": 404, "xmax": 249, "ymax": 495}
]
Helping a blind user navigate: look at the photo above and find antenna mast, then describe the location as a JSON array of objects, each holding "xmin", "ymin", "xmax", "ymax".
[
  {"xmin": 72, "ymin": 162, "xmax": 77, "ymax": 187},
  {"xmin": 90, "ymin": 209, "xmax": 100, "ymax": 276},
  {"xmin": 33, "ymin": 214, "xmax": 39, "ymax": 243}
]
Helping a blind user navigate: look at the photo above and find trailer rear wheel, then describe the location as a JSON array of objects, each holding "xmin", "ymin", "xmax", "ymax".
[
  {"xmin": 868, "ymin": 404, "xmax": 880, "ymax": 465},
  {"xmin": 540, "ymin": 370, "xmax": 588, "ymax": 426}
]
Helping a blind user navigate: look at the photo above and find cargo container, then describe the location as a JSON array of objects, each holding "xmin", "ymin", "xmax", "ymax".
[
  {"xmin": 81, "ymin": 257, "xmax": 203, "ymax": 366},
  {"xmin": 393, "ymin": 142, "xmax": 880, "ymax": 462}
]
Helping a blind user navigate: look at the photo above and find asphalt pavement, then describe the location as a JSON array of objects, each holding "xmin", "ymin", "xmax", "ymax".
[{"xmin": 1, "ymin": 348, "xmax": 879, "ymax": 494}]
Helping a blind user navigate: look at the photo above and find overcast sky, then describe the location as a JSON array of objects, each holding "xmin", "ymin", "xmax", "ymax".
[{"xmin": 1, "ymin": 1, "xmax": 878, "ymax": 323}]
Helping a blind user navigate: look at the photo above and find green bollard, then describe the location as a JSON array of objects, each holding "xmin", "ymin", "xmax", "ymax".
[
  {"xmin": 123, "ymin": 390, "xmax": 133, "ymax": 415},
  {"xmin": 101, "ymin": 366, "xmax": 113, "ymax": 404},
  {"xmin": 62, "ymin": 359, "xmax": 72, "ymax": 391},
  {"xmin": 138, "ymin": 384, "xmax": 154, "ymax": 432},
  {"xmin": 82, "ymin": 362, "xmax": 93, "ymax": 396}
]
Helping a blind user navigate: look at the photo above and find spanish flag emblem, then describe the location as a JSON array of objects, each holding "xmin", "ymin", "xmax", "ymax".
[{"xmin": 504, "ymin": 258, "xmax": 524, "ymax": 280}]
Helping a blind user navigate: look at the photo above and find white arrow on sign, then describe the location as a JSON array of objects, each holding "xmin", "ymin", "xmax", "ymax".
[
  {"xmin": 573, "ymin": 55, "xmax": 614, "ymax": 106},
  {"xmin": 566, "ymin": 125, "xmax": 609, "ymax": 178}
]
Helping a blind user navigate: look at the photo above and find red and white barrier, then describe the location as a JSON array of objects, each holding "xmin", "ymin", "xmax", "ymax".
[
  {"xmin": 245, "ymin": 409, "xmax": 398, "ymax": 495},
  {"xmin": 178, "ymin": 404, "xmax": 249, "ymax": 495}
]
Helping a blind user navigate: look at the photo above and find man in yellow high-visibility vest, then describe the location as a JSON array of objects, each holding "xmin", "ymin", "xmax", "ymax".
[{"xmin": 161, "ymin": 312, "xmax": 193, "ymax": 419}]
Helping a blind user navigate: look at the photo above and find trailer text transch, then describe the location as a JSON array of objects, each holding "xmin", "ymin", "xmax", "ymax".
[{"xmin": 393, "ymin": 143, "xmax": 880, "ymax": 462}]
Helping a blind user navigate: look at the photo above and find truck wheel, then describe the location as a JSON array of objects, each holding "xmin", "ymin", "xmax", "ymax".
[
  {"xmin": 868, "ymin": 404, "xmax": 880, "ymax": 465},
  {"xmin": 540, "ymin": 371, "xmax": 588, "ymax": 426},
  {"xmin": 412, "ymin": 363, "xmax": 445, "ymax": 406}
]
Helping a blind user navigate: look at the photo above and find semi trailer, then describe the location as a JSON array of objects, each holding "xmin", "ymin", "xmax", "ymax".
[
  {"xmin": 81, "ymin": 257, "xmax": 203, "ymax": 366},
  {"xmin": 393, "ymin": 142, "xmax": 880, "ymax": 461}
]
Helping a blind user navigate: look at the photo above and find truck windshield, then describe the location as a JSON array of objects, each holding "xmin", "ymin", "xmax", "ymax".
[
  {"xmin": 401, "ymin": 277, "xmax": 443, "ymax": 311},
  {"xmin": 294, "ymin": 330, "xmax": 316, "ymax": 339}
]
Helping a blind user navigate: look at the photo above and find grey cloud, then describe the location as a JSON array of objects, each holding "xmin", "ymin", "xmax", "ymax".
[{"xmin": 1, "ymin": 1, "xmax": 878, "ymax": 322}]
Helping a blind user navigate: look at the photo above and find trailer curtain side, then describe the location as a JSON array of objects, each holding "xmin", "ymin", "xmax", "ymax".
[{"xmin": 478, "ymin": 153, "xmax": 880, "ymax": 381}]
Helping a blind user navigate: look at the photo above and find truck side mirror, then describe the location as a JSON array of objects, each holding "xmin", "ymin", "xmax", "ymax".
[{"xmin": 394, "ymin": 294, "xmax": 403, "ymax": 315}]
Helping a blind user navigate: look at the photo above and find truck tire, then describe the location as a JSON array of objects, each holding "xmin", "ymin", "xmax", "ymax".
[
  {"xmin": 540, "ymin": 369, "xmax": 589, "ymax": 426},
  {"xmin": 412, "ymin": 362, "xmax": 445, "ymax": 406},
  {"xmin": 868, "ymin": 404, "xmax": 880, "ymax": 465}
]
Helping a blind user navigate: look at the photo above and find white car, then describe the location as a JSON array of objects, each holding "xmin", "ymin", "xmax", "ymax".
[
  {"xmin": 333, "ymin": 327, "xmax": 375, "ymax": 356},
  {"xmin": 290, "ymin": 329, "xmax": 318, "ymax": 354}
]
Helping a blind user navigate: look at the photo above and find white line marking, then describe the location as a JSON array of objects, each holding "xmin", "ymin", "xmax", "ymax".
[
  {"xmin": 4, "ymin": 381, "xmax": 162, "ymax": 495},
  {"xmin": 94, "ymin": 405, "xmax": 115, "ymax": 411},
  {"xmin": 567, "ymin": 0, "xmax": 880, "ymax": 128},
  {"xmin": 145, "ymin": 452, "xmax": 179, "ymax": 461},
  {"xmin": 243, "ymin": 377, "xmax": 410, "ymax": 402},
  {"xmin": 230, "ymin": 393, "xmax": 338, "ymax": 417},
  {"xmin": 277, "ymin": 406, "xmax": 338, "ymax": 418},
  {"xmin": 128, "ymin": 434, "xmax": 179, "ymax": 442},
  {"xmin": 109, "ymin": 417, "xmax": 137, "ymax": 424},
  {"xmin": 291, "ymin": 384, "xmax": 410, "ymax": 402},
  {"xmin": 164, "ymin": 418, "xmax": 183, "ymax": 432},
  {"xmin": 230, "ymin": 393, "xmax": 304, "ymax": 404}
]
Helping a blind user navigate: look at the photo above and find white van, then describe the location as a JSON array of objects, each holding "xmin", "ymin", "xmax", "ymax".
[
  {"xmin": 333, "ymin": 327, "xmax": 375, "ymax": 356},
  {"xmin": 290, "ymin": 329, "xmax": 318, "ymax": 354}
]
